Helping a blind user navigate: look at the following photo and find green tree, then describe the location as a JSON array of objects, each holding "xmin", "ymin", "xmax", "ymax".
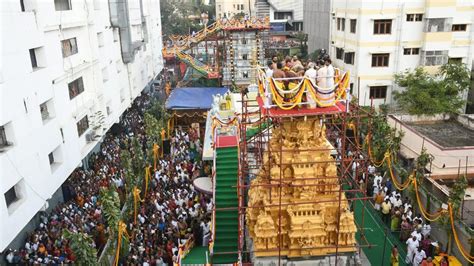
[
  {"xmin": 160, "ymin": 0, "xmax": 195, "ymax": 36},
  {"xmin": 62, "ymin": 229, "xmax": 98, "ymax": 265},
  {"xmin": 99, "ymin": 186, "xmax": 121, "ymax": 239},
  {"xmin": 144, "ymin": 112, "xmax": 162, "ymax": 143},
  {"xmin": 437, "ymin": 175, "xmax": 468, "ymax": 254},
  {"xmin": 293, "ymin": 32, "xmax": 308, "ymax": 59},
  {"xmin": 367, "ymin": 107, "xmax": 404, "ymax": 162},
  {"xmin": 393, "ymin": 62, "xmax": 471, "ymax": 115}
]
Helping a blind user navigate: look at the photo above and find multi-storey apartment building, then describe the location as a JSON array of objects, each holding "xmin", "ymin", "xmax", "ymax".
[
  {"xmin": 0, "ymin": 0, "xmax": 163, "ymax": 251},
  {"xmin": 216, "ymin": 0, "xmax": 256, "ymax": 19},
  {"xmin": 330, "ymin": 0, "xmax": 473, "ymax": 107}
]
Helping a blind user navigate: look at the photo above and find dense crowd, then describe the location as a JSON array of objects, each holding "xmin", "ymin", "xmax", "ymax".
[
  {"xmin": 357, "ymin": 159, "xmax": 441, "ymax": 265},
  {"xmin": 5, "ymin": 90, "xmax": 212, "ymax": 265},
  {"xmin": 264, "ymin": 40, "xmax": 301, "ymax": 49},
  {"xmin": 125, "ymin": 127, "xmax": 212, "ymax": 265},
  {"xmin": 265, "ymin": 55, "xmax": 336, "ymax": 88},
  {"xmin": 4, "ymin": 93, "xmax": 152, "ymax": 264}
]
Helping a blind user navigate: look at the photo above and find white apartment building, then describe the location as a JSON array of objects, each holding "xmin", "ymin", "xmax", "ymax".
[
  {"xmin": 330, "ymin": 0, "xmax": 474, "ymax": 107},
  {"xmin": 216, "ymin": 0, "xmax": 256, "ymax": 19},
  {"xmin": 0, "ymin": 0, "xmax": 163, "ymax": 251}
]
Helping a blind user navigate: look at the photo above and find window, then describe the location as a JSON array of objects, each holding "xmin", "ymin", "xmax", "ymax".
[
  {"xmin": 102, "ymin": 67, "xmax": 108, "ymax": 82},
  {"xmin": 274, "ymin": 12, "xmax": 292, "ymax": 20},
  {"xmin": 68, "ymin": 77, "xmax": 84, "ymax": 99},
  {"xmin": 240, "ymin": 4, "xmax": 244, "ymax": 10},
  {"xmin": 423, "ymin": 50, "xmax": 448, "ymax": 66},
  {"xmin": 448, "ymin": 57, "xmax": 463, "ymax": 64},
  {"xmin": 350, "ymin": 19, "xmax": 356, "ymax": 33},
  {"xmin": 29, "ymin": 48, "xmax": 38, "ymax": 68},
  {"xmin": 116, "ymin": 59, "xmax": 122, "ymax": 73},
  {"xmin": 20, "ymin": 0, "xmax": 25, "ymax": 11},
  {"xmin": 370, "ymin": 86, "xmax": 387, "ymax": 99},
  {"xmin": 40, "ymin": 102, "xmax": 50, "ymax": 121},
  {"xmin": 48, "ymin": 152, "xmax": 54, "ymax": 165},
  {"xmin": 0, "ymin": 126, "xmax": 9, "ymax": 148},
  {"xmin": 120, "ymin": 88, "xmax": 126, "ymax": 102},
  {"xmin": 403, "ymin": 48, "xmax": 420, "ymax": 55},
  {"xmin": 426, "ymin": 18, "xmax": 450, "ymax": 32},
  {"xmin": 337, "ymin": 18, "xmax": 345, "ymax": 31},
  {"xmin": 4, "ymin": 186, "xmax": 19, "ymax": 208},
  {"xmin": 344, "ymin": 52, "xmax": 355, "ymax": 65},
  {"xmin": 243, "ymin": 71, "xmax": 249, "ymax": 78},
  {"xmin": 452, "ymin": 24, "xmax": 467, "ymax": 32},
  {"xmin": 97, "ymin": 32, "xmax": 104, "ymax": 47},
  {"xmin": 93, "ymin": 0, "xmax": 100, "ymax": 10},
  {"xmin": 218, "ymin": 4, "xmax": 221, "ymax": 11},
  {"xmin": 54, "ymin": 0, "xmax": 71, "ymax": 11},
  {"xmin": 242, "ymin": 39, "xmax": 247, "ymax": 45},
  {"xmin": 336, "ymin": 47, "xmax": 344, "ymax": 60},
  {"xmin": 373, "ymin": 19, "xmax": 392, "ymax": 34},
  {"xmin": 242, "ymin": 54, "xmax": 248, "ymax": 60},
  {"xmin": 113, "ymin": 28, "xmax": 119, "ymax": 42},
  {"xmin": 293, "ymin": 22, "xmax": 303, "ymax": 31},
  {"xmin": 407, "ymin": 14, "xmax": 423, "ymax": 22},
  {"xmin": 77, "ymin": 115, "xmax": 89, "ymax": 137},
  {"xmin": 371, "ymin": 53, "xmax": 390, "ymax": 67},
  {"xmin": 61, "ymin": 38, "xmax": 78, "ymax": 58}
]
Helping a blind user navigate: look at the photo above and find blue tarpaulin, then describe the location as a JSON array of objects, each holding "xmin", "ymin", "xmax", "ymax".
[{"xmin": 165, "ymin": 87, "xmax": 229, "ymax": 110}]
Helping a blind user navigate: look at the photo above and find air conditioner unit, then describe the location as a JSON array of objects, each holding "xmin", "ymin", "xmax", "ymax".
[
  {"xmin": 85, "ymin": 132, "xmax": 94, "ymax": 142},
  {"xmin": 40, "ymin": 201, "xmax": 49, "ymax": 211}
]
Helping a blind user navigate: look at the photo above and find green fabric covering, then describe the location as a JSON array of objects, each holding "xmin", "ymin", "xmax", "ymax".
[
  {"xmin": 352, "ymin": 194, "xmax": 408, "ymax": 266},
  {"xmin": 212, "ymin": 146, "xmax": 239, "ymax": 264},
  {"xmin": 181, "ymin": 246, "xmax": 209, "ymax": 264}
]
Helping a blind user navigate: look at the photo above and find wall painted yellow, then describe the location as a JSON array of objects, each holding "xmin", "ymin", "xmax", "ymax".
[
  {"xmin": 358, "ymin": 75, "xmax": 394, "ymax": 80},
  {"xmin": 426, "ymin": 0, "xmax": 456, "ymax": 8},
  {"xmin": 452, "ymin": 39, "xmax": 470, "ymax": 46},
  {"xmin": 334, "ymin": 37, "xmax": 424, "ymax": 48},
  {"xmin": 424, "ymin": 32, "xmax": 452, "ymax": 42},
  {"xmin": 456, "ymin": 6, "xmax": 474, "ymax": 12},
  {"xmin": 423, "ymin": 65, "xmax": 441, "ymax": 75}
]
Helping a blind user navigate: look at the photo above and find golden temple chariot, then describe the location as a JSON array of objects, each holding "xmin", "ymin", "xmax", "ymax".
[{"xmin": 247, "ymin": 118, "xmax": 357, "ymax": 257}]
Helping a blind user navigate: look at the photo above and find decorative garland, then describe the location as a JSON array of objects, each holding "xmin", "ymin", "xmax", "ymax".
[{"xmin": 114, "ymin": 221, "xmax": 130, "ymax": 266}]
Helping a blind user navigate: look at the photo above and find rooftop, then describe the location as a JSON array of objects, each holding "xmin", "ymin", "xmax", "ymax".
[{"xmin": 406, "ymin": 119, "xmax": 474, "ymax": 148}]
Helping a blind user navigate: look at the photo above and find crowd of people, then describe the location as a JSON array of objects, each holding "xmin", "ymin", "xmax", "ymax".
[
  {"xmin": 265, "ymin": 55, "xmax": 336, "ymax": 89},
  {"xmin": 5, "ymin": 89, "xmax": 212, "ymax": 265},
  {"xmin": 264, "ymin": 40, "xmax": 301, "ymax": 49},
  {"xmin": 357, "ymin": 162, "xmax": 442, "ymax": 265},
  {"xmin": 125, "ymin": 126, "xmax": 211, "ymax": 265}
]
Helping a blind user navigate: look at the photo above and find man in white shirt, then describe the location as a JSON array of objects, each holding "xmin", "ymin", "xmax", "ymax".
[
  {"xmin": 325, "ymin": 58, "xmax": 335, "ymax": 88},
  {"xmin": 317, "ymin": 60, "xmax": 327, "ymax": 88},
  {"xmin": 412, "ymin": 247, "xmax": 427, "ymax": 266},
  {"xmin": 304, "ymin": 63, "xmax": 317, "ymax": 83},
  {"xmin": 368, "ymin": 164, "xmax": 376, "ymax": 175},
  {"xmin": 374, "ymin": 173, "xmax": 383, "ymax": 185},
  {"xmin": 421, "ymin": 221, "xmax": 431, "ymax": 237},
  {"xmin": 305, "ymin": 63, "xmax": 318, "ymax": 108},
  {"xmin": 264, "ymin": 61, "xmax": 274, "ymax": 108},
  {"xmin": 411, "ymin": 229, "xmax": 422, "ymax": 242},
  {"xmin": 393, "ymin": 195, "xmax": 403, "ymax": 208},
  {"xmin": 406, "ymin": 235, "xmax": 419, "ymax": 264}
]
